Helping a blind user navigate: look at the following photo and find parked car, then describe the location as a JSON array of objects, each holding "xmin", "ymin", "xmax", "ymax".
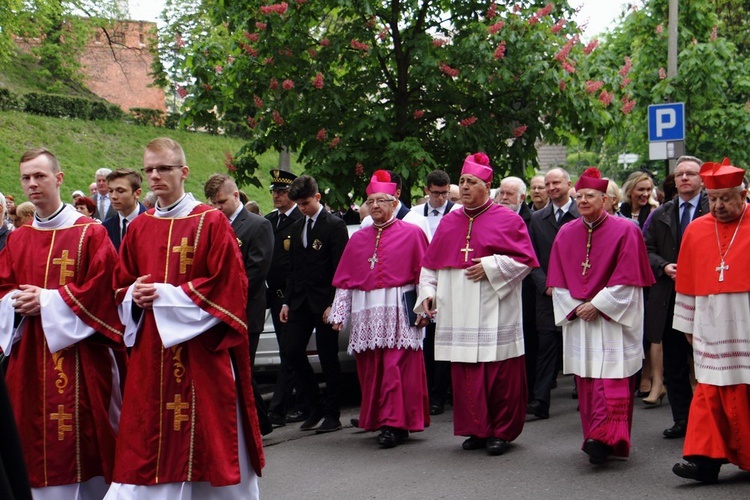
[{"xmin": 254, "ymin": 224, "xmax": 360, "ymax": 374}]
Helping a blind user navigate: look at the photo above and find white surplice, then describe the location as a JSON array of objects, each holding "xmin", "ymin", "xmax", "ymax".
[
  {"xmin": 673, "ymin": 291, "xmax": 750, "ymax": 386},
  {"xmin": 553, "ymin": 285, "xmax": 644, "ymax": 379},
  {"xmin": 415, "ymin": 255, "xmax": 531, "ymax": 363}
]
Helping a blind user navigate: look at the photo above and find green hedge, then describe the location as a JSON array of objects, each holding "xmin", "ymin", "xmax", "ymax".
[
  {"xmin": 130, "ymin": 107, "xmax": 166, "ymax": 127},
  {"xmin": 0, "ymin": 88, "xmax": 21, "ymax": 111},
  {"xmin": 22, "ymin": 92, "xmax": 123, "ymax": 121}
]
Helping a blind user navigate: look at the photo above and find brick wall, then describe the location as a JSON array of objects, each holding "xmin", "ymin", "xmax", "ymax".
[{"xmin": 79, "ymin": 21, "xmax": 165, "ymax": 112}]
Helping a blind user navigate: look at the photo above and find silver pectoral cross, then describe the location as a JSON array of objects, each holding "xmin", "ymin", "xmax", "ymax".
[
  {"xmin": 716, "ymin": 261, "xmax": 729, "ymax": 282},
  {"xmin": 368, "ymin": 253, "xmax": 378, "ymax": 269}
]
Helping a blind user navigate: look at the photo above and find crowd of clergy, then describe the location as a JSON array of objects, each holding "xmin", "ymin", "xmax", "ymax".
[{"xmin": 0, "ymin": 141, "xmax": 748, "ymax": 500}]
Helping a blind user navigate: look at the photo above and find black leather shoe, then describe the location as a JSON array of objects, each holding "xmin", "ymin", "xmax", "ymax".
[
  {"xmin": 582, "ymin": 438, "xmax": 613, "ymax": 465},
  {"xmin": 429, "ymin": 403, "xmax": 445, "ymax": 415},
  {"xmin": 377, "ymin": 428, "xmax": 399, "ymax": 448},
  {"xmin": 571, "ymin": 386, "xmax": 578, "ymax": 400},
  {"xmin": 268, "ymin": 412, "xmax": 287, "ymax": 428},
  {"xmin": 286, "ymin": 409, "xmax": 307, "ymax": 423},
  {"xmin": 462, "ymin": 436, "xmax": 487, "ymax": 451},
  {"xmin": 350, "ymin": 418, "xmax": 359, "ymax": 427},
  {"xmin": 487, "ymin": 438, "xmax": 508, "ymax": 456},
  {"xmin": 300, "ymin": 411, "xmax": 323, "ymax": 431},
  {"xmin": 526, "ymin": 400, "xmax": 549, "ymax": 419},
  {"xmin": 663, "ymin": 420, "xmax": 687, "ymax": 439},
  {"xmin": 314, "ymin": 417, "xmax": 342, "ymax": 434},
  {"xmin": 672, "ymin": 461, "xmax": 720, "ymax": 484}
]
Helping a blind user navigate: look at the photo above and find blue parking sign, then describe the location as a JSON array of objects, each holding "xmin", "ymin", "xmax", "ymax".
[{"xmin": 648, "ymin": 103, "xmax": 685, "ymax": 142}]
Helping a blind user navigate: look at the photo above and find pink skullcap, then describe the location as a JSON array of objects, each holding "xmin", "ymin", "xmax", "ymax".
[
  {"xmin": 461, "ymin": 152, "xmax": 493, "ymax": 183},
  {"xmin": 575, "ymin": 167, "xmax": 608, "ymax": 193},
  {"xmin": 700, "ymin": 158, "xmax": 745, "ymax": 189},
  {"xmin": 366, "ymin": 170, "xmax": 397, "ymax": 196}
]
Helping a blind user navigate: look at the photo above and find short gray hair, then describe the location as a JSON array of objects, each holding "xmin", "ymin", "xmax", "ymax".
[
  {"xmin": 95, "ymin": 168, "xmax": 112, "ymax": 178},
  {"xmin": 501, "ymin": 176, "xmax": 527, "ymax": 198}
]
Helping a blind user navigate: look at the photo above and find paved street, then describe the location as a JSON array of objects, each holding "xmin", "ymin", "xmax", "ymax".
[{"xmin": 258, "ymin": 374, "xmax": 749, "ymax": 499}]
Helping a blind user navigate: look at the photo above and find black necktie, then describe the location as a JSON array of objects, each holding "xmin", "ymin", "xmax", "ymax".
[
  {"xmin": 556, "ymin": 208, "xmax": 564, "ymax": 224},
  {"xmin": 432, "ymin": 209, "xmax": 440, "ymax": 216},
  {"xmin": 121, "ymin": 218, "xmax": 128, "ymax": 240},
  {"xmin": 306, "ymin": 218, "xmax": 313, "ymax": 247},
  {"xmin": 277, "ymin": 213, "xmax": 287, "ymax": 228},
  {"xmin": 680, "ymin": 202, "xmax": 692, "ymax": 236}
]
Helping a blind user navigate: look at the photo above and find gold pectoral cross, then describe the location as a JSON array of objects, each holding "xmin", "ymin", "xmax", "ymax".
[
  {"xmin": 50, "ymin": 404, "xmax": 73, "ymax": 440},
  {"xmin": 172, "ymin": 238, "xmax": 195, "ymax": 275},
  {"xmin": 53, "ymin": 250, "xmax": 75, "ymax": 286},
  {"xmin": 460, "ymin": 241, "xmax": 474, "ymax": 262},
  {"xmin": 716, "ymin": 261, "xmax": 729, "ymax": 282},
  {"xmin": 166, "ymin": 394, "xmax": 190, "ymax": 431},
  {"xmin": 581, "ymin": 259, "xmax": 591, "ymax": 276}
]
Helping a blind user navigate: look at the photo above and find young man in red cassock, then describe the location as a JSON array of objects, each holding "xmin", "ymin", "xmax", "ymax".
[
  {"xmin": 0, "ymin": 148, "xmax": 126, "ymax": 499},
  {"xmin": 547, "ymin": 168, "xmax": 654, "ymax": 465},
  {"xmin": 416, "ymin": 153, "xmax": 539, "ymax": 456},
  {"xmin": 330, "ymin": 171, "xmax": 430, "ymax": 448},
  {"xmin": 105, "ymin": 138, "xmax": 264, "ymax": 499},
  {"xmin": 672, "ymin": 158, "xmax": 750, "ymax": 484}
]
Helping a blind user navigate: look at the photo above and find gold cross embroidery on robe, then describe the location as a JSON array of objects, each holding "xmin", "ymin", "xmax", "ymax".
[
  {"xmin": 172, "ymin": 238, "xmax": 195, "ymax": 275},
  {"xmin": 50, "ymin": 404, "xmax": 73, "ymax": 440},
  {"xmin": 53, "ymin": 250, "xmax": 75, "ymax": 286},
  {"xmin": 166, "ymin": 394, "xmax": 190, "ymax": 431}
]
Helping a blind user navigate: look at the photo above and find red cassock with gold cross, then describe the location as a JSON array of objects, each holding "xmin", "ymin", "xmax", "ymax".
[
  {"xmin": 0, "ymin": 217, "xmax": 126, "ymax": 488},
  {"xmin": 112, "ymin": 204, "xmax": 264, "ymax": 486}
]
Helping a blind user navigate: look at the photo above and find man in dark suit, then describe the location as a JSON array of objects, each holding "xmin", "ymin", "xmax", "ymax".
[
  {"xmin": 265, "ymin": 169, "xmax": 304, "ymax": 426},
  {"xmin": 497, "ymin": 176, "xmax": 535, "ymax": 402},
  {"xmin": 204, "ymin": 173, "xmax": 275, "ymax": 435},
  {"xmin": 101, "ymin": 168, "xmax": 146, "ymax": 251},
  {"xmin": 280, "ymin": 175, "xmax": 349, "ymax": 433},
  {"xmin": 527, "ymin": 168, "xmax": 580, "ymax": 419},
  {"xmin": 92, "ymin": 168, "xmax": 117, "ymax": 221},
  {"xmin": 643, "ymin": 155, "xmax": 707, "ymax": 439}
]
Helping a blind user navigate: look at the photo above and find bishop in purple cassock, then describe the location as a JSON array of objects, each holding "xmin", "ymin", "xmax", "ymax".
[
  {"xmin": 547, "ymin": 167, "xmax": 654, "ymax": 465},
  {"xmin": 330, "ymin": 171, "xmax": 430, "ymax": 449},
  {"xmin": 415, "ymin": 153, "xmax": 538, "ymax": 456}
]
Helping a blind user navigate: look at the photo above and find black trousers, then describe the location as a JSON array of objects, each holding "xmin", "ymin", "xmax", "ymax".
[
  {"xmin": 533, "ymin": 329, "xmax": 562, "ymax": 409},
  {"xmin": 285, "ymin": 299, "xmax": 341, "ymax": 419},
  {"xmin": 249, "ymin": 331, "xmax": 272, "ymax": 435},
  {"xmin": 423, "ymin": 323, "xmax": 451, "ymax": 405},
  {"xmin": 663, "ymin": 327, "xmax": 694, "ymax": 422},
  {"xmin": 267, "ymin": 293, "xmax": 300, "ymax": 416}
]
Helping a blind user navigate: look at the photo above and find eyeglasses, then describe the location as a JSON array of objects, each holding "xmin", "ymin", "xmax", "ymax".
[
  {"xmin": 365, "ymin": 198, "xmax": 395, "ymax": 207},
  {"xmin": 429, "ymin": 190, "xmax": 449, "ymax": 197},
  {"xmin": 674, "ymin": 171, "xmax": 700, "ymax": 178},
  {"xmin": 141, "ymin": 165, "xmax": 182, "ymax": 175}
]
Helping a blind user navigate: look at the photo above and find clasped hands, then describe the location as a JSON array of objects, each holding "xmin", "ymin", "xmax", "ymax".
[
  {"xmin": 132, "ymin": 275, "xmax": 158, "ymax": 310},
  {"xmin": 12, "ymin": 285, "xmax": 42, "ymax": 316},
  {"xmin": 576, "ymin": 301, "xmax": 599, "ymax": 322}
]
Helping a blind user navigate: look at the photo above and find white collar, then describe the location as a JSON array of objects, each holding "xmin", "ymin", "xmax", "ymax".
[{"xmin": 154, "ymin": 193, "xmax": 200, "ymax": 218}]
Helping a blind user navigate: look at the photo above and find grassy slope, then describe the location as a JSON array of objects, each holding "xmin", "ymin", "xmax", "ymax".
[{"xmin": 0, "ymin": 110, "xmax": 294, "ymax": 214}]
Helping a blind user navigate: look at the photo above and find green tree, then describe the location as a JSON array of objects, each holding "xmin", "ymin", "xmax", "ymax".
[
  {"xmin": 164, "ymin": 1, "xmax": 628, "ymax": 203},
  {"xmin": 10, "ymin": 1, "xmax": 125, "ymax": 88},
  {"xmin": 583, "ymin": 0, "xmax": 750, "ymax": 181}
]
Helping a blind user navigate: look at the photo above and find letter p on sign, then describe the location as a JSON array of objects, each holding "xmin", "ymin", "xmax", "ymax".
[{"xmin": 655, "ymin": 109, "xmax": 675, "ymax": 137}]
